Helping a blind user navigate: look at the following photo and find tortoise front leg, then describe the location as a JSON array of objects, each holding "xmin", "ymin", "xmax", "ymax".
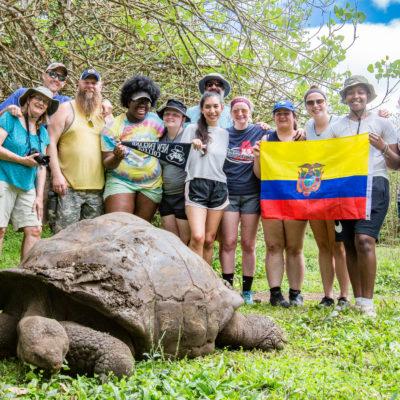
[
  {"xmin": 216, "ymin": 312, "xmax": 286, "ymax": 351},
  {"xmin": 0, "ymin": 312, "xmax": 18, "ymax": 358},
  {"xmin": 61, "ymin": 321, "xmax": 134, "ymax": 379}
]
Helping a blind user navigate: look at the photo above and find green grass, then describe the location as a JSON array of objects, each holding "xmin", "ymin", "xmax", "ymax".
[{"xmin": 1, "ymin": 226, "xmax": 399, "ymax": 399}]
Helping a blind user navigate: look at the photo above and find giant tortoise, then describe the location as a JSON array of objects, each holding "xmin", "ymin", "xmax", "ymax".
[{"xmin": 0, "ymin": 213, "xmax": 284, "ymax": 378}]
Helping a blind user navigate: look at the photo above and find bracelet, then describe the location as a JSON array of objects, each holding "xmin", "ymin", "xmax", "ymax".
[{"xmin": 381, "ymin": 143, "xmax": 389, "ymax": 157}]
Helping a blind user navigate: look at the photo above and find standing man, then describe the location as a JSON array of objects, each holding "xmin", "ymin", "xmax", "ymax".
[
  {"xmin": 187, "ymin": 73, "xmax": 232, "ymax": 128},
  {"xmin": 0, "ymin": 63, "xmax": 70, "ymax": 116},
  {"xmin": 330, "ymin": 75, "xmax": 400, "ymax": 317},
  {"xmin": 47, "ymin": 68, "xmax": 106, "ymax": 232}
]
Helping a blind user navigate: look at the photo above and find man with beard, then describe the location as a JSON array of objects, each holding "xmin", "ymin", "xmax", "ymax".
[
  {"xmin": 186, "ymin": 73, "xmax": 232, "ymax": 128},
  {"xmin": 47, "ymin": 68, "xmax": 106, "ymax": 232}
]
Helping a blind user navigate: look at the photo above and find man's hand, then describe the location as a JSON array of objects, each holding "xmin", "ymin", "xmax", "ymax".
[
  {"xmin": 52, "ymin": 173, "xmax": 68, "ymax": 196},
  {"xmin": 6, "ymin": 105, "xmax": 22, "ymax": 118}
]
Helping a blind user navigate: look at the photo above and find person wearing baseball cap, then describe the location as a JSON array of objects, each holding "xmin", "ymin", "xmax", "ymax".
[
  {"xmin": 253, "ymin": 99, "xmax": 307, "ymax": 308},
  {"xmin": 0, "ymin": 62, "xmax": 70, "ymax": 118},
  {"xmin": 329, "ymin": 75, "xmax": 400, "ymax": 317},
  {"xmin": 186, "ymin": 72, "xmax": 232, "ymax": 128}
]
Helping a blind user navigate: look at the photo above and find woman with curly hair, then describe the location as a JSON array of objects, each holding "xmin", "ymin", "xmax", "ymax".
[{"xmin": 101, "ymin": 76, "xmax": 163, "ymax": 221}]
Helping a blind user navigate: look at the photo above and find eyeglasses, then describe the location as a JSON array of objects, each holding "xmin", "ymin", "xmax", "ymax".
[
  {"xmin": 31, "ymin": 95, "xmax": 50, "ymax": 106},
  {"xmin": 306, "ymin": 99, "xmax": 325, "ymax": 106},
  {"xmin": 205, "ymin": 80, "xmax": 223, "ymax": 88},
  {"xmin": 47, "ymin": 71, "xmax": 67, "ymax": 82}
]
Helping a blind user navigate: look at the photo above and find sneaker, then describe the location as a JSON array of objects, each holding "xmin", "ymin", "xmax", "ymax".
[
  {"xmin": 270, "ymin": 292, "xmax": 290, "ymax": 308},
  {"xmin": 318, "ymin": 296, "xmax": 334, "ymax": 308},
  {"xmin": 335, "ymin": 297, "xmax": 350, "ymax": 311},
  {"xmin": 289, "ymin": 292, "xmax": 304, "ymax": 307},
  {"xmin": 360, "ymin": 303, "xmax": 377, "ymax": 318},
  {"xmin": 242, "ymin": 290, "xmax": 254, "ymax": 305}
]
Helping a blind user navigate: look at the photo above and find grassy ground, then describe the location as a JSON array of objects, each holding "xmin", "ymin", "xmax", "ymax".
[{"xmin": 0, "ymin": 226, "xmax": 399, "ymax": 399}]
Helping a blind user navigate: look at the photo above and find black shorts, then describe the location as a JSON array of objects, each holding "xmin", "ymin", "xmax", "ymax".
[
  {"xmin": 185, "ymin": 178, "xmax": 229, "ymax": 210},
  {"xmin": 335, "ymin": 176, "xmax": 389, "ymax": 242},
  {"xmin": 159, "ymin": 193, "xmax": 187, "ymax": 220}
]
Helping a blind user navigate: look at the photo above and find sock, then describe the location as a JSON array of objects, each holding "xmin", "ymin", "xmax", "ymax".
[
  {"xmin": 289, "ymin": 288, "xmax": 301, "ymax": 298},
  {"xmin": 270, "ymin": 286, "xmax": 282, "ymax": 296},
  {"xmin": 242, "ymin": 276, "xmax": 253, "ymax": 292},
  {"xmin": 355, "ymin": 297, "xmax": 364, "ymax": 306},
  {"xmin": 362, "ymin": 298, "xmax": 373, "ymax": 307},
  {"xmin": 222, "ymin": 273, "xmax": 234, "ymax": 286}
]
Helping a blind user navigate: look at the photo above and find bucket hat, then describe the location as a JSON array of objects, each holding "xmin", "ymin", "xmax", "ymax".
[
  {"xmin": 19, "ymin": 86, "xmax": 59, "ymax": 116},
  {"xmin": 339, "ymin": 75, "xmax": 377, "ymax": 104},
  {"xmin": 157, "ymin": 99, "xmax": 191, "ymax": 122},
  {"xmin": 198, "ymin": 73, "xmax": 231, "ymax": 97}
]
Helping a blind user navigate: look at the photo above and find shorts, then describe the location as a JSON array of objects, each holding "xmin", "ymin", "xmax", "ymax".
[
  {"xmin": 103, "ymin": 174, "xmax": 162, "ymax": 204},
  {"xmin": 55, "ymin": 187, "xmax": 103, "ymax": 233},
  {"xmin": 0, "ymin": 181, "xmax": 41, "ymax": 230},
  {"xmin": 159, "ymin": 193, "xmax": 187, "ymax": 220},
  {"xmin": 185, "ymin": 178, "xmax": 229, "ymax": 210},
  {"xmin": 335, "ymin": 176, "xmax": 389, "ymax": 242},
  {"xmin": 224, "ymin": 193, "xmax": 260, "ymax": 214}
]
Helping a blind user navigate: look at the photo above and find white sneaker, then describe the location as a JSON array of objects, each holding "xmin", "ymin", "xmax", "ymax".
[{"xmin": 360, "ymin": 304, "xmax": 377, "ymax": 318}]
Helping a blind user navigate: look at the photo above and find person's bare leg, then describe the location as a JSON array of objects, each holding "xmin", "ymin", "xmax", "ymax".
[
  {"xmin": 343, "ymin": 239, "xmax": 361, "ymax": 298},
  {"xmin": 354, "ymin": 234, "xmax": 377, "ymax": 299},
  {"xmin": 105, "ymin": 193, "xmax": 135, "ymax": 214},
  {"xmin": 135, "ymin": 193, "xmax": 158, "ymax": 222},
  {"xmin": 186, "ymin": 205, "xmax": 207, "ymax": 258},
  {"xmin": 21, "ymin": 226, "xmax": 42, "ymax": 261},
  {"xmin": 0, "ymin": 227, "xmax": 6, "ymax": 256},
  {"xmin": 219, "ymin": 212, "xmax": 240, "ymax": 274},
  {"xmin": 310, "ymin": 220, "xmax": 334, "ymax": 298},
  {"xmin": 262, "ymin": 219, "xmax": 285, "ymax": 288},
  {"xmin": 240, "ymin": 213, "xmax": 259, "ymax": 277},
  {"xmin": 176, "ymin": 218, "xmax": 190, "ymax": 245},
  {"xmin": 162, "ymin": 215, "xmax": 180, "ymax": 236},
  {"xmin": 284, "ymin": 220, "xmax": 307, "ymax": 291},
  {"xmin": 203, "ymin": 209, "xmax": 224, "ymax": 265}
]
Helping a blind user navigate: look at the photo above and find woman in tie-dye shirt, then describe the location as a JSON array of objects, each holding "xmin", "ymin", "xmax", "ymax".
[{"xmin": 101, "ymin": 76, "xmax": 163, "ymax": 221}]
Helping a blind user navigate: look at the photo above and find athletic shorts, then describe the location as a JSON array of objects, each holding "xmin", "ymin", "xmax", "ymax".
[
  {"xmin": 185, "ymin": 178, "xmax": 229, "ymax": 210},
  {"xmin": 103, "ymin": 174, "xmax": 162, "ymax": 204},
  {"xmin": 224, "ymin": 193, "xmax": 260, "ymax": 214},
  {"xmin": 159, "ymin": 193, "xmax": 187, "ymax": 220},
  {"xmin": 335, "ymin": 176, "xmax": 389, "ymax": 242},
  {"xmin": 0, "ymin": 181, "xmax": 41, "ymax": 230}
]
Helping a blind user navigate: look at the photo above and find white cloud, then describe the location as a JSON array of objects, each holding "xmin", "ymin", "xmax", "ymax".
[
  {"xmin": 311, "ymin": 20, "xmax": 400, "ymax": 111},
  {"xmin": 372, "ymin": 0, "xmax": 400, "ymax": 10}
]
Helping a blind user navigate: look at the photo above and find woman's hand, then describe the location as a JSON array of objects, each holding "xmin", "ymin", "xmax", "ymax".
[
  {"xmin": 32, "ymin": 195, "xmax": 43, "ymax": 221},
  {"xmin": 113, "ymin": 142, "xmax": 126, "ymax": 160},
  {"xmin": 256, "ymin": 122, "xmax": 271, "ymax": 131},
  {"xmin": 253, "ymin": 141, "xmax": 261, "ymax": 158},
  {"xmin": 21, "ymin": 153, "xmax": 39, "ymax": 167},
  {"xmin": 369, "ymin": 132, "xmax": 386, "ymax": 151},
  {"xmin": 6, "ymin": 105, "xmax": 22, "ymax": 118},
  {"xmin": 192, "ymin": 138, "xmax": 205, "ymax": 151},
  {"xmin": 294, "ymin": 129, "xmax": 306, "ymax": 141}
]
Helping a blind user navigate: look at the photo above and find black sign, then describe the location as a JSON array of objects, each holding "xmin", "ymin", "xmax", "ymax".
[{"xmin": 121, "ymin": 141, "xmax": 192, "ymax": 169}]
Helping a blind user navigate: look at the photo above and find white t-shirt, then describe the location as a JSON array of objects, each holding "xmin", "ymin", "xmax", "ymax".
[
  {"xmin": 329, "ymin": 113, "xmax": 398, "ymax": 178},
  {"xmin": 181, "ymin": 123, "xmax": 229, "ymax": 183},
  {"xmin": 305, "ymin": 115, "xmax": 341, "ymax": 140}
]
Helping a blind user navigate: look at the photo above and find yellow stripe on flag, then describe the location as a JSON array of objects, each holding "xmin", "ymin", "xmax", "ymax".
[{"xmin": 260, "ymin": 133, "xmax": 369, "ymax": 181}]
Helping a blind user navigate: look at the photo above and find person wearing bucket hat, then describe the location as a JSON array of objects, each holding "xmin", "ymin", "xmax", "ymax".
[
  {"xmin": 47, "ymin": 67, "xmax": 106, "ymax": 233},
  {"xmin": 0, "ymin": 62, "xmax": 70, "ymax": 118},
  {"xmin": 157, "ymin": 99, "xmax": 191, "ymax": 244},
  {"xmin": 100, "ymin": 75, "xmax": 163, "ymax": 222},
  {"xmin": 186, "ymin": 73, "xmax": 233, "ymax": 128},
  {"xmin": 253, "ymin": 100, "xmax": 307, "ymax": 308},
  {"xmin": 329, "ymin": 75, "xmax": 400, "ymax": 317},
  {"xmin": 0, "ymin": 85, "xmax": 58, "ymax": 260}
]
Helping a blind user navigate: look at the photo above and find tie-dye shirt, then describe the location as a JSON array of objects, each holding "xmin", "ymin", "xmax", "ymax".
[{"xmin": 101, "ymin": 112, "xmax": 164, "ymax": 189}]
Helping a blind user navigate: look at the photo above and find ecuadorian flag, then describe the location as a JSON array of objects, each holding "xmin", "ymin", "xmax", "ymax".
[{"xmin": 260, "ymin": 133, "xmax": 371, "ymax": 220}]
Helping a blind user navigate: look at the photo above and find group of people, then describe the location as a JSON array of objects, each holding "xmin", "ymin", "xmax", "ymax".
[{"xmin": 0, "ymin": 63, "xmax": 399, "ymax": 318}]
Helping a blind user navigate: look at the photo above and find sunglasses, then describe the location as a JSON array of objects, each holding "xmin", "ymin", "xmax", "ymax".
[
  {"xmin": 306, "ymin": 98, "xmax": 325, "ymax": 106},
  {"xmin": 205, "ymin": 80, "xmax": 223, "ymax": 88},
  {"xmin": 47, "ymin": 71, "xmax": 67, "ymax": 82},
  {"xmin": 31, "ymin": 95, "xmax": 50, "ymax": 106}
]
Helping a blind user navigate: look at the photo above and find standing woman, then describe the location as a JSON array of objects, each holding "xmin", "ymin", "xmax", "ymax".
[
  {"xmin": 253, "ymin": 101, "xmax": 307, "ymax": 307},
  {"xmin": 101, "ymin": 76, "xmax": 163, "ymax": 222},
  {"xmin": 220, "ymin": 96, "xmax": 270, "ymax": 304},
  {"xmin": 304, "ymin": 86, "xmax": 350, "ymax": 309},
  {"xmin": 182, "ymin": 91, "xmax": 229, "ymax": 264},
  {"xmin": 157, "ymin": 99, "xmax": 191, "ymax": 244},
  {"xmin": 0, "ymin": 86, "xmax": 58, "ymax": 260}
]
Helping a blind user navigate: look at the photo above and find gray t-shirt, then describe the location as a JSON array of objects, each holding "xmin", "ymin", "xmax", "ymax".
[
  {"xmin": 181, "ymin": 123, "xmax": 229, "ymax": 183},
  {"xmin": 159, "ymin": 130, "xmax": 187, "ymax": 195},
  {"xmin": 305, "ymin": 115, "xmax": 341, "ymax": 140},
  {"xmin": 329, "ymin": 113, "xmax": 398, "ymax": 178}
]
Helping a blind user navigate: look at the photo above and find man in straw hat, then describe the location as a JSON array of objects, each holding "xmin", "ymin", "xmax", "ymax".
[{"xmin": 330, "ymin": 75, "xmax": 400, "ymax": 317}]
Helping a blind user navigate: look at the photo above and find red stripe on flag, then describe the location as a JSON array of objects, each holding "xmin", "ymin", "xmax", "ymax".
[{"xmin": 260, "ymin": 197, "xmax": 367, "ymax": 220}]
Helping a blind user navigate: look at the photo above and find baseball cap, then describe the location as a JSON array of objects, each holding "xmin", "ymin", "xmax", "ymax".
[
  {"xmin": 46, "ymin": 62, "xmax": 68, "ymax": 76},
  {"xmin": 80, "ymin": 68, "xmax": 101, "ymax": 81},
  {"xmin": 130, "ymin": 91, "xmax": 152, "ymax": 102},
  {"xmin": 272, "ymin": 100, "xmax": 296, "ymax": 113}
]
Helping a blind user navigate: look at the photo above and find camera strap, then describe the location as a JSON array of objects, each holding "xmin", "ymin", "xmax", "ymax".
[{"xmin": 24, "ymin": 113, "xmax": 42, "ymax": 153}]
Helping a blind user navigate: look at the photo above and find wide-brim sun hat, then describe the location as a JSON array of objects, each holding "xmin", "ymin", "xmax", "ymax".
[
  {"xmin": 157, "ymin": 99, "xmax": 191, "ymax": 122},
  {"xmin": 19, "ymin": 86, "xmax": 60, "ymax": 116},
  {"xmin": 272, "ymin": 100, "xmax": 296, "ymax": 113},
  {"xmin": 339, "ymin": 75, "xmax": 377, "ymax": 104},
  {"xmin": 198, "ymin": 73, "xmax": 231, "ymax": 97}
]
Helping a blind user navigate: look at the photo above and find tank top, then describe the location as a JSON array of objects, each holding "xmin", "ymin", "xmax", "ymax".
[{"xmin": 58, "ymin": 100, "xmax": 105, "ymax": 190}]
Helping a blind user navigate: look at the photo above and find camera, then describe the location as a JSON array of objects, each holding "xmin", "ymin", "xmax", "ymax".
[{"xmin": 27, "ymin": 148, "xmax": 50, "ymax": 167}]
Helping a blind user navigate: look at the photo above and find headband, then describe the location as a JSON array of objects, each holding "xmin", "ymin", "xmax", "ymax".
[{"xmin": 230, "ymin": 97, "xmax": 253, "ymax": 110}]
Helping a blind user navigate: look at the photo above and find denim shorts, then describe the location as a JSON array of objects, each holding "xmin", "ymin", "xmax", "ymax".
[
  {"xmin": 185, "ymin": 178, "xmax": 229, "ymax": 210},
  {"xmin": 224, "ymin": 193, "xmax": 260, "ymax": 214}
]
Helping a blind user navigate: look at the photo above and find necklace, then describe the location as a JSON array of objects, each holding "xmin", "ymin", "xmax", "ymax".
[{"xmin": 313, "ymin": 115, "xmax": 332, "ymax": 136}]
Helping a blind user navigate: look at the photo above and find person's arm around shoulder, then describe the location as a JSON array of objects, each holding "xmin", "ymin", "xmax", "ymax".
[{"xmin": 47, "ymin": 102, "xmax": 73, "ymax": 196}]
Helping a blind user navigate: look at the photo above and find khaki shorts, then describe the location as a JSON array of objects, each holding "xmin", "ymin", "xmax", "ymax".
[{"xmin": 0, "ymin": 181, "xmax": 41, "ymax": 230}]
